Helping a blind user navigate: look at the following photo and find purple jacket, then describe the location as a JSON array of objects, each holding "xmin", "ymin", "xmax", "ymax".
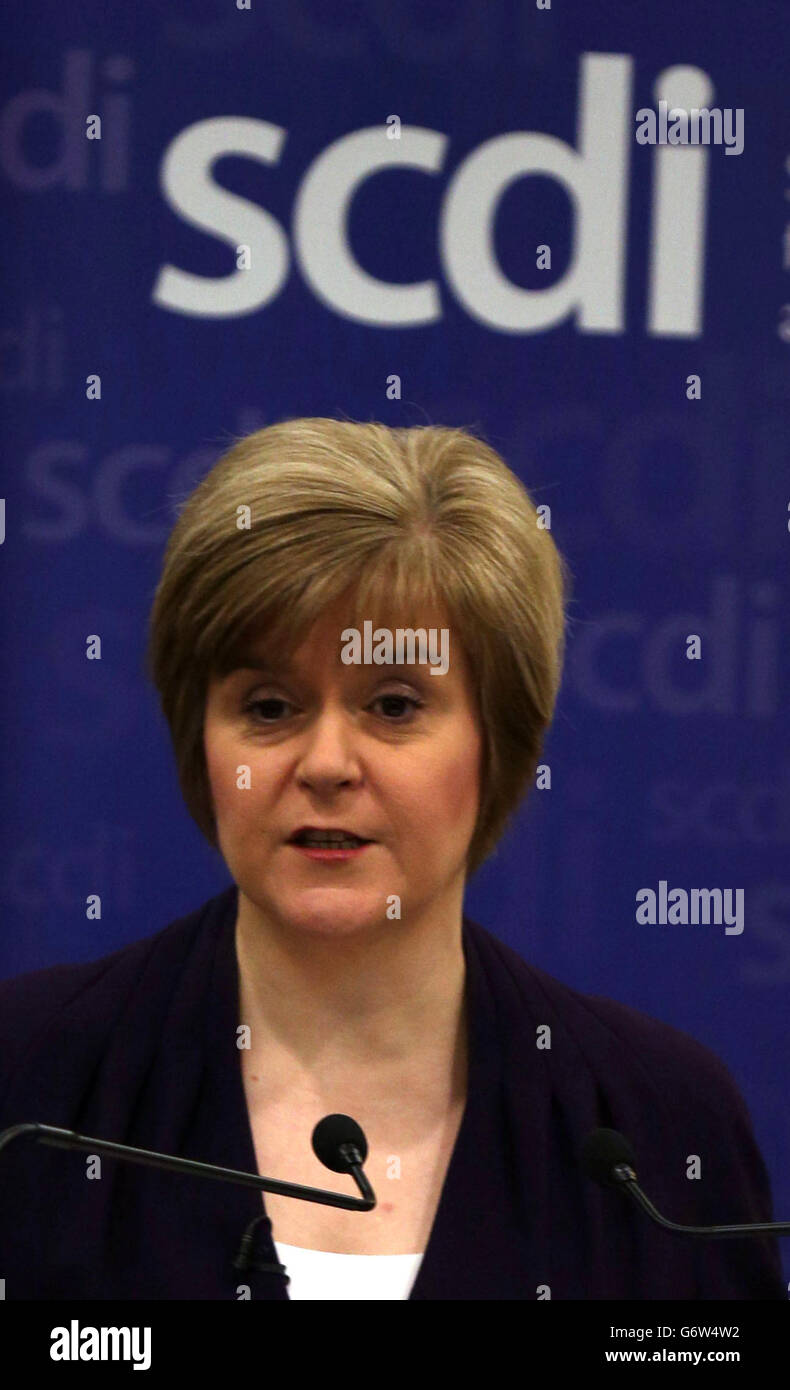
[{"xmin": 0, "ymin": 885, "xmax": 784, "ymax": 1299}]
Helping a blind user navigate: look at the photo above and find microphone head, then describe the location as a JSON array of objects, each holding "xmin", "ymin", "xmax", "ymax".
[
  {"xmin": 312, "ymin": 1114, "xmax": 368, "ymax": 1173},
  {"xmin": 581, "ymin": 1127, "xmax": 637, "ymax": 1187}
]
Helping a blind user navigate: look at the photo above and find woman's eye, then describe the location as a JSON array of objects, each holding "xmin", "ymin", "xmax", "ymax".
[
  {"xmin": 242, "ymin": 694, "xmax": 423, "ymax": 724},
  {"xmin": 371, "ymin": 694, "xmax": 423, "ymax": 721},
  {"xmin": 243, "ymin": 697, "xmax": 292, "ymax": 723}
]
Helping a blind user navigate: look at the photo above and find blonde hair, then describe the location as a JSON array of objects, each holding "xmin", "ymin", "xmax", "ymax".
[{"xmin": 146, "ymin": 417, "xmax": 571, "ymax": 877}]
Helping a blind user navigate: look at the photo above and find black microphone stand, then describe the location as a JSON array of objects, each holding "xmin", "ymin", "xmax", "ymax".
[
  {"xmin": 0, "ymin": 1121, "xmax": 375, "ymax": 1209},
  {"xmin": 0, "ymin": 1121, "xmax": 376, "ymax": 1282},
  {"xmin": 609, "ymin": 1161, "xmax": 790, "ymax": 1237}
]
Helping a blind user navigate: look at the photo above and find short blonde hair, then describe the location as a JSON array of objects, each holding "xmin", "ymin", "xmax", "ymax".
[{"xmin": 146, "ymin": 417, "xmax": 571, "ymax": 878}]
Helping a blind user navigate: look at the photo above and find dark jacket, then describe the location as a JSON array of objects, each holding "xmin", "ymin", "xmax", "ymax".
[{"xmin": 0, "ymin": 885, "xmax": 784, "ymax": 1299}]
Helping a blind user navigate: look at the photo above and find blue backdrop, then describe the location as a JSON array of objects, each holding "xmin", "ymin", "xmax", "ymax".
[{"xmin": 2, "ymin": 0, "xmax": 788, "ymax": 1286}]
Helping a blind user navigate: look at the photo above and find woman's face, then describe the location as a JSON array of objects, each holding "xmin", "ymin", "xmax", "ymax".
[{"xmin": 202, "ymin": 594, "xmax": 483, "ymax": 939}]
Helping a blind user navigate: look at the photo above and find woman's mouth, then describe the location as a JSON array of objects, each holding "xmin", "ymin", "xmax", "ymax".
[
  {"xmin": 289, "ymin": 842, "xmax": 373, "ymax": 861},
  {"xmin": 287, "ymin": 828, "xmax": 375, "ymax": 860}
]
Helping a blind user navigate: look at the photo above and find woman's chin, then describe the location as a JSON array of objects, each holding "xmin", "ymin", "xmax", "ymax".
[{"xmin": 275, "ymin": 889, "xmax": 390, "ymax": 937}]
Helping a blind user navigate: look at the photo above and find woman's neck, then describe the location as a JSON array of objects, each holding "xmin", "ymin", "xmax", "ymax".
[{"xmin": 234, "ymin": 891, "xmax": 468, "ymax": 1084}]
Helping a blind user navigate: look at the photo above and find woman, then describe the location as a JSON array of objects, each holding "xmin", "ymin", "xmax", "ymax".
[{"xmin": 0, "ymin": 418, "xmax": 784, "ymax": 1300}]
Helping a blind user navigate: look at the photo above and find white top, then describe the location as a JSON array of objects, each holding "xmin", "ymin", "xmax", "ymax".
[{"xmin": 273, "ymin": 1241, "xmax": 424, "ymax": 1300}]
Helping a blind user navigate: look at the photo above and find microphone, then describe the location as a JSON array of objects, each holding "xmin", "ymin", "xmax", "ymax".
[
  {"xmin": 581, "ymin": 1127, "xmax": 790, "ymax": 1238},
  {"xmin": 0, "ymin": 1117, "xmax": 376, "ymax": 1211},
  {"xmin": 312, "ymin": 1113, "xmax": 369, "ymax": 1176},
  {"xmin": 0, "ymin": 1116, "xmax": 377, "ymax": 1282}
]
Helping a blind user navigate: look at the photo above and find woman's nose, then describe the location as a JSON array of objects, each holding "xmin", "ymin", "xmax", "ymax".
[{"xmin": 294, "ymin": 709, "xmax": 363, "ymax": 787}]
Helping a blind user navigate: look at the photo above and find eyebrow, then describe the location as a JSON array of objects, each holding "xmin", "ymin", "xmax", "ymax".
[{"xmin": 229, "ymin": 658, "xmax": 433, "ymax": 678}]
